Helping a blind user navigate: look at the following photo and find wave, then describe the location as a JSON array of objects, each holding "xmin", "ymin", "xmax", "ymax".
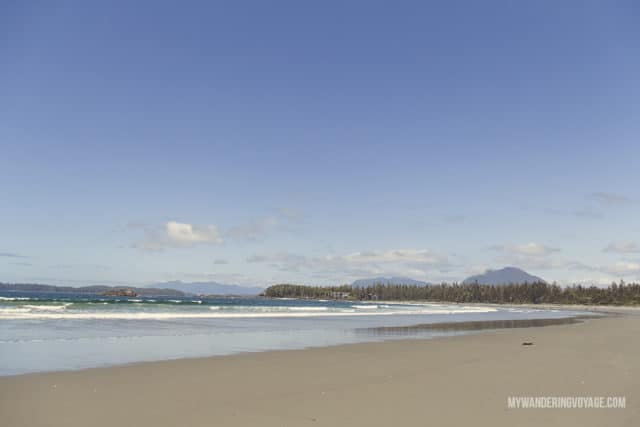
[
  {"xmin": 0, "ymin": 306, "xmax": 497, "ymax": 320},
  {"xmin": 239, "ymin": 306, "xmax": 330, "ymax": 312},
  {"xmin": 0, "ymin": 308, "xmax": 30, "ymax": 314},
  {"xmin": 22, "ymin": 304, "xmax": 71, "ymax": 311},
  {"xmin": 207, "ymin": 305, "xmax": 329, "ymax": 312},
  {"xmin": 0, "ymin": 297, "xmax": 210, "ymax": 306}
]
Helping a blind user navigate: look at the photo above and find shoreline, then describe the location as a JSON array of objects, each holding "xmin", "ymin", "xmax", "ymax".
[
  {"xmin": 1, "ymin": 312, "xmax": 637, "ymax": 426},
  {"xmin": 1, "ymin": 307, "xmax": 594, "ymax": 379},
  {"xmin": 6, "ymin": 316, "xmax": 590, "ymax": 380},
  {"xmin": 369, "ymin": 300, "xmax": 640, "ymax": 313}
]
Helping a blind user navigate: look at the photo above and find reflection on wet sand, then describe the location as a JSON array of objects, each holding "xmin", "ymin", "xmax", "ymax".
[{"xmin": 359, "ymin": 316, "xmax": 593, "ymax": 337}]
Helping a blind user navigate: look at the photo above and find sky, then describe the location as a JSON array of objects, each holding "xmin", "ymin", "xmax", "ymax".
[{"xmin": 1, "ymin": 1, "xmax": 639, "ymax": 287}]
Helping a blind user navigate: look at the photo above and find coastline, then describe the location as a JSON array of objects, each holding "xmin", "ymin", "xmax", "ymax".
[
  {"xmin": 0, "ymin": 297, "xmax": 590, "ymax": 376},
  {"xmin": 475, "ymin": 302, "xmax": 640, "ymax": 314},
  {"xmin": 1, "ymin": 310, "xmax": 637, "ymax": 426},
  {"xmin": 372, "ymin": 300, "xmax": 640, "ymax": 314}
]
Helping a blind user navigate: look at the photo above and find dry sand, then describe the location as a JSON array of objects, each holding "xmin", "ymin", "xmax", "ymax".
[{"xmin": 0, "ymin": 313, "xmax": 637, "ymax": 426}]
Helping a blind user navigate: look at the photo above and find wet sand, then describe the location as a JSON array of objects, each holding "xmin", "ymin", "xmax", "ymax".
[{"xmin": 0, "ymin": 313, "xmax": 637, "ymax": 426}]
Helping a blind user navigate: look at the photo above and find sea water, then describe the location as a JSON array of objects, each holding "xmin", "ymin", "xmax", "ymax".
[{"xmin": 0, "ymin": 292, "xmax": 586, "ymax": 375}]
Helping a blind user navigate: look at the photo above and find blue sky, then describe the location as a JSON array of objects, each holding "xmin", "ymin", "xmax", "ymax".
[{"xmin": 1, "ymin": 1, "xmax": 639, "ymax": 287}]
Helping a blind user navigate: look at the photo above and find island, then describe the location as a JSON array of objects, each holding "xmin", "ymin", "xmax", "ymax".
[{"xmin": 100, "ymin": 288, "xmax": 138, "ymax": 297}]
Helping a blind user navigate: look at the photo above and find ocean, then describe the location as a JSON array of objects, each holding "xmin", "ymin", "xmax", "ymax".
[{"xmin": 0, "ymin": 291, "xmax": 587, "ymax": 376}]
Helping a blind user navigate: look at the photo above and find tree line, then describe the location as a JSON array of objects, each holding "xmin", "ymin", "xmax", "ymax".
[
  {"xmin": 263, "ymin": 281, "xmax": 640, "ymax": 305},
  {"xmin": 263, "ymin": 284, "xmax": 352, "ymax": 299}
]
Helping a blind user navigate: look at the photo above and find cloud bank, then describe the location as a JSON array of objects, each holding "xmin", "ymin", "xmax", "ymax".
[
  {"xmin": 604, "ymin": 241, "xmax": 640, "ymax": 254},
  {"xmin": 247, "ymin": 248, "xmax": 452, "ymax": 282}
]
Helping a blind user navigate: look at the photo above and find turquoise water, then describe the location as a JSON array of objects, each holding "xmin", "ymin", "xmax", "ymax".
[{"xmin": 0, "ymin": 292, "xmax": 585, "ymax": 376}]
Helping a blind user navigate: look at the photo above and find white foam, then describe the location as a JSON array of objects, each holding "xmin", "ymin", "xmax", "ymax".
[
  {"xmin": 352, "ymin": 304, "xmax": 379, "ymax": 309},
  {"xmin": 0, "ymin": 296, "xmax": 31, "ymax": 301},
  {"xmin": 22, "ymin": 304, "xmax": 71, "ymax": 311},
  {"xmin": 0, "ymin": 306, "xmax": 497, "ymax": 320},
  {"xmin": 0, "ymin": 307, "xmax": 30, "ymax": 314},
  {"xmin": 208, "ymin": 305, "xmax": 329, "ymax": 313}
]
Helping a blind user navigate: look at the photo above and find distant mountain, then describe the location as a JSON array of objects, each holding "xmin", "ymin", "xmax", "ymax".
[
  {"xmin": 0, "ymin": 282, "xmax": 185, "ymax": 297},
  {"xmin": 351, "ymin": 277, "xmax": 431, "ymax": 287},
  {"xmin": 462, "ymin": 267, "xmax": 546, "ymax": 285},
  {"xmin": 149, "ymin": 281, "xmax": 264, "ymax": 296}
]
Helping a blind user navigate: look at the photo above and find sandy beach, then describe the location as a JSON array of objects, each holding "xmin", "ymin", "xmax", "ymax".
[{"xmin": 1, "ymin": 313, "xmax": 637, "ymax": 427}]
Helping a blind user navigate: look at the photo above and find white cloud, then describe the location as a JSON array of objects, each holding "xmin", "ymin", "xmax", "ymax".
[
  {"xmin": 135, "ymin": 221, "xmax": 223, "ymax": 250},
  {"xmin": 487, "ymin": 242, "xmax": 563, "ymax": 272},
  {"xmin": 490, "ymin": 242, "xmax": 560, "ymax": 257},
  {"xmin": 564, "ymin": 259, "xmax": 640, "ymax": 281},
  {"xmin": 488, "ymin": 241, "xmax": 640, "ymax": 280},
  {"xmin": 327, "ymin": 249, "xmax": 448, "ymax": 266},
  {"xmin": 603, "ymin": 241, "xmax": 640, "ymax": 254},
  {"xmin": 246, "ymin": 249, "xmax": 452, "ymax": 282},
  {"xmin": 166, "ymin": 221, "xmax": 222, "ymax": 245},
  {"xmin": 131, "ymin": 208, "xmax": 302, "ymax": 250},
  {"xmin": 605, "ymin": 261, "xmax": 640, "ymax": 276}
]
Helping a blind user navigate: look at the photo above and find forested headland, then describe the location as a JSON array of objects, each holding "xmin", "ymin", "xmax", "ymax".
[
  {"xmin": 0, "ymin": 282, "xmax": 186, "ymax": 297},
  {"xmin": 263, "ymin": 281, "xmax": 640, "ymax": 305}
]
